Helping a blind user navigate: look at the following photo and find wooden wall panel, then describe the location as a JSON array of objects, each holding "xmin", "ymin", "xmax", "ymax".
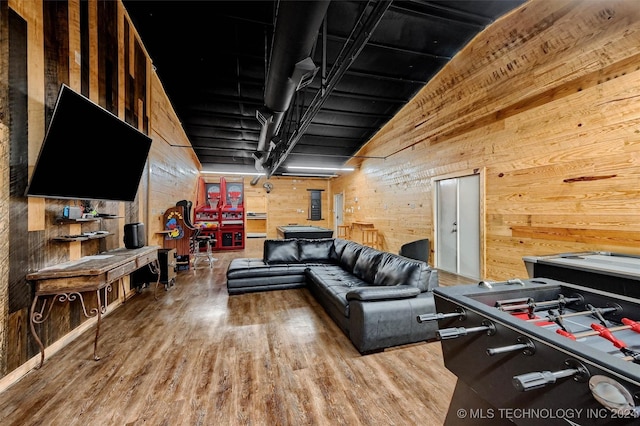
[
  {"xmin": 0, "ymin": 0, "xmax": 10, "ymax": 378},
  {"xmin": 332, "ymin": 0, "xmax": 640, "ymax": 279},
  {"xmin": 78, "ymin": 0, "xmax": 89, "ymax": 96},
  {"xmin": 97, "ymin": 0, "xmax": 117, "ymax": 114},
  {"xmin": 147, "ymin": 71, "xmax": 200, "ymax": 246},
  {"xmin": 6, "ymin": 309, "xmax": 26, "ymax": 372},
  {"xmin": 43, "ymin": 1, "xmax": 69, "ymax": 123},
  {"xmin": 8, "ymin": 8, "xmax": 30, "ymax": 317},
  {"xmin": 261, "ymin": 177, "xmax": 330, "ymax": 239},
  {"xmin": 0, "ymin": 0, "xmax": 201, "ymax": 381}
]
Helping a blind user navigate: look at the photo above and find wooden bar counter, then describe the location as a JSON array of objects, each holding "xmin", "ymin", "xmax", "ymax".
[{"xmin": 26, "ymin": 246, "xmax": 160, "ymax": 367}]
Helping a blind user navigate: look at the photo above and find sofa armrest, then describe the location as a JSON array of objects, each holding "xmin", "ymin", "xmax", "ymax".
[
  {"xmin": 349, "ymin": 292, "xmax": 438, "ymax": 353},
  {"xmin": 346, "ymin": 285, "xmax": 420, "ymax": 301}
]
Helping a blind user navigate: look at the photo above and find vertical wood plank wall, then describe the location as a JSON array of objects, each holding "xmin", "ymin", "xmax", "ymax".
[
  {"xmin": 0, "ymin": 0, "xmax": 10, "ymax": 378},
  {"xmin": 1, "ymin": 0, "xmax": 200, "ymax": 379},
  {"xmin": 331, "ymin": 0, "xmax": 640, "ymax": 279},
  {"xmin": 147, "ymin": 72, "xmax": 201, "ymax": 247}
]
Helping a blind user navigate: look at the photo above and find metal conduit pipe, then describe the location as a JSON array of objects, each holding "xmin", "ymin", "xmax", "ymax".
[{"xmin": 254, "ymin": 0, "xmax": 330, "ymax": 171}]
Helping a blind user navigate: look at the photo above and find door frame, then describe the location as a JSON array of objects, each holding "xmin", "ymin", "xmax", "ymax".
[
  {"xmin": 333, "ymin": 192, "xmax": 344, "ymax": 235},
  {"xmin": 432, "ymin": 167, "xmax": 486, "ymax": 279}
]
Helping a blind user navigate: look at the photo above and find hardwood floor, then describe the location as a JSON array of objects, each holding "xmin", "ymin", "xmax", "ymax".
[{"xmin": 0, "ymin": 239, "xmax": 475, "ymax": 425}]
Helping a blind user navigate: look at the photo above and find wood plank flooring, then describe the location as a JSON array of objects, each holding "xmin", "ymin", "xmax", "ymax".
[{"xmin": 0, "ymin": 238, "xmax": 475, "ymax": 425}]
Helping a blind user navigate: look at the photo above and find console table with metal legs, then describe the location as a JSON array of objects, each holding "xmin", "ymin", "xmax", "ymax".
[{"xmin": 26, "ymin": 246, "xmax": 160, "ymax": 368}]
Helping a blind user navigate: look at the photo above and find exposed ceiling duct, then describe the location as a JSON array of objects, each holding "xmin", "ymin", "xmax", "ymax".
[{"xmin": 254, "ymin": 0, "xmax": 331, "ymax": 172}]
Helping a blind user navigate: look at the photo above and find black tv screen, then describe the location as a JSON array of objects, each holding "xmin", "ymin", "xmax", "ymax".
[{"xmin": 25, "ymin": 84, "xmax": 152, "ymax": 202}]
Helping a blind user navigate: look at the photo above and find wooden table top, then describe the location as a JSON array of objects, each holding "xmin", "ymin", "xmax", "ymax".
[{"xmin": 27, "ymin": 246, "xmax": 159, "ymax": 281}]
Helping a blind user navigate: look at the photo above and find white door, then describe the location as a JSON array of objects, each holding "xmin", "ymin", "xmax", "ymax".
[
  {"xmin": 334, "ymin": 193, "xmax": 344, "ymax": 234},
  {"xmin": 436, "ymin": 174, "xmax": 481, "ymax": 279},
  {"xmin": 437, "ymin": 179, "xmax": 458, "ymax": 273}
]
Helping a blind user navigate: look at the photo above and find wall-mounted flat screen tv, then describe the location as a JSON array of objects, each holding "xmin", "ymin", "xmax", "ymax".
[{"xmin": 25, "ymin": 84, "xmax": 152, "ymax": 202}]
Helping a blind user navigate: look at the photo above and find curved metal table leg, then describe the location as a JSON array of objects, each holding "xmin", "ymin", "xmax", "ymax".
[
  {"xmin": 29, "ymin": 295, "xmax": 46, "ymax": 369},
  {"xmin": 149, "ymin": 259, "xmax": 161, "ymax": 300},
  {"xmin": 93, "ymin": 289, "xmax": 102, "ymax": 361}
]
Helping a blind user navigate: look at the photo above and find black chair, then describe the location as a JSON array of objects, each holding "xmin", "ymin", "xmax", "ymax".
[{"xmin": 399, "ymin": 238, "xmax": 430, "ymax": 263}]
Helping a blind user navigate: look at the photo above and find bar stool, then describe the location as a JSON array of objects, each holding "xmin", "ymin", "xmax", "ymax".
[
  {"xmin": 191, "ymin": 234, "xmax": 216, "ymax": 269},
  {"xmin": 362, "ymin": 228, "xmax": 379, "ymax": 249},
  {"xmin": 337, "ymin": 224, "xmax": 351, "ymax": 239}
]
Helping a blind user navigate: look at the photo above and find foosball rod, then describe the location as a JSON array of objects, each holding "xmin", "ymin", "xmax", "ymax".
[
  {"xmin": 557, "ymin": 318, "xmax": 640, "ymax": 340},
  {"xmin": 497, "ymin": 294, "xmax": 583, "ymax": 312},
  {"xmin": 590, "ymin": 322, "xmax": 640, "ymax": 363},
  {"xmin": 526, "ymin": 305, "xmax": 619, "ymax": 323},
  {"xmin": 556, "ymin": 318, "xmax": 640, "ymax": 363}
]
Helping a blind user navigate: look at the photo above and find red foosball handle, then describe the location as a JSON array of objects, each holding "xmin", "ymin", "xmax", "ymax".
[
  {"xmin": 556, "ymin": 329, "xmax": 576, "ymax": 340},
  {"xmin": 621, "ymin": 318, "xmax": 640, "ymax": 333},
  {"xmin": 591, "ymin": 323, "xmax": 627, "ymax": 349}
]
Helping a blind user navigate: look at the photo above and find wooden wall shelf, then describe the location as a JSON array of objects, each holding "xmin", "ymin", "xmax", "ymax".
[
  {"xmin": 53, "ymin": 217, "xmax": 113, "ymax": 242},
  {"xmin": 55, "ymin": 217, "xmax": 101, "ymax": 224},
  {"xmin": 52, "ymin": 232, "xmax": 111, "ymax": 242},
  {"xmin": 55, "ymin": 215, "xmax": 121, "ymax": 225}
]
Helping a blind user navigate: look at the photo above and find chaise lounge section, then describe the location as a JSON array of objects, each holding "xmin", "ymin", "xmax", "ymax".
[{"xmin": 226, "ymin": 238, "xmax": 440, "ymax": 354}]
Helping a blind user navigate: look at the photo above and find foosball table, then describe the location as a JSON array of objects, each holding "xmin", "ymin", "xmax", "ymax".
[{"xmin": 425, "ymin": 278, "xmax": 640, "ymax": 425}]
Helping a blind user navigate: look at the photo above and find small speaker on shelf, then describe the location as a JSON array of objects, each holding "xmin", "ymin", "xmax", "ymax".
[{"xmin": 124, "ymin": 222, "xmax": 146, "ymax": 249}]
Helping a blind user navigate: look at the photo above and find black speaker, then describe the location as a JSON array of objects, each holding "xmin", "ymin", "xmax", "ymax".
[{"xmin": 124, "ymin": 222, "xmax": 146, "ymax": 249}]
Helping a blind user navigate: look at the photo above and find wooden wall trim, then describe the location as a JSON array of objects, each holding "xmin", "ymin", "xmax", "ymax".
[{"xmin": 511, "ymin": 226, "xmax": 640, "ymax": 247}]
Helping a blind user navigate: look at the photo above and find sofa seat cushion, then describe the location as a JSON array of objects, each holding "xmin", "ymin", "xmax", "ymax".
[
  {"xmin": 227, "ymin": 275, "xmax": 307, "ymax": 294},
  {"xmin": 227, "ymin": 258, "xmax": 307, "ymax": 279},
  {"xmin": 306, "ymin": 265, "xmax": 369, "ymax": 317}
]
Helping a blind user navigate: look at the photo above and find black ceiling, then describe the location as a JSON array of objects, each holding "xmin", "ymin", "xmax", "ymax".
[{"xmin": 123, "ymin": 0, "xmax": 526, "ymax": 178}]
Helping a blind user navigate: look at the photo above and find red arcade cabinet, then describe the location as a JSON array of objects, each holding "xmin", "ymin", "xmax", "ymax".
[
  {"xmin": 219, "ymin": 177, "xmax": 245, "ymax": 250},
  {"xmin": 194, "ymin": 180, "xmax": 221, "ymax": 249}
]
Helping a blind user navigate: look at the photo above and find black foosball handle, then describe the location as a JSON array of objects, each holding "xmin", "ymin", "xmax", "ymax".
[
  {"xmin": 437, "ymin": 321, "xmax": 496, "ymax": 340},
  {"xmin": 417, "ymin": 310, "xmax": 465, "ymax": 323}
]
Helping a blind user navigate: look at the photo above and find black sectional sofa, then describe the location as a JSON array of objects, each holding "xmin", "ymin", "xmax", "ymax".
[{"xmin": 226, "ymin": 238, "xmax": 440, "ymax": 354}]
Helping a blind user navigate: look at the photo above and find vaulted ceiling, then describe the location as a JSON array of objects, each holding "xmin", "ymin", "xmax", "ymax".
[{"xmin": 124, "ymin": 0, "xmax": 526, "ymax": 178}]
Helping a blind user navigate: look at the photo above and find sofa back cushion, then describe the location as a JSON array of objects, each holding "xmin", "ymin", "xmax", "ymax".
[
  {"xmin": 373, "ymin": 253, "xmax": 432, "ymax": 292},
  {"xmin": 298, "ymin": 238, "xmax": 334, "ymax": 263},
  {"xmin": 264, "ymin": 239, "xmax": 299, "ymax": 264},
  {"xmin": 330, "ymin": 238, "xmax": 349, "ymax": 262},
  {"xmin": 353, "ymin": 246, "xmax": 383, "ymax": 283},
  {"xmin": 339, "ymin": 241, "xmax": 363, "ymax": 273}
]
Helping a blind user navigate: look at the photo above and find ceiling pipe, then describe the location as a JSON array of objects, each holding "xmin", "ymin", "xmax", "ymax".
[
  {"xmin": 267, "ymin": 0, "xmax": 392, "ymax": 176},
  {"xmin": 254, "ymin": 0, "xmax": 331, "ymax": 172}
]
